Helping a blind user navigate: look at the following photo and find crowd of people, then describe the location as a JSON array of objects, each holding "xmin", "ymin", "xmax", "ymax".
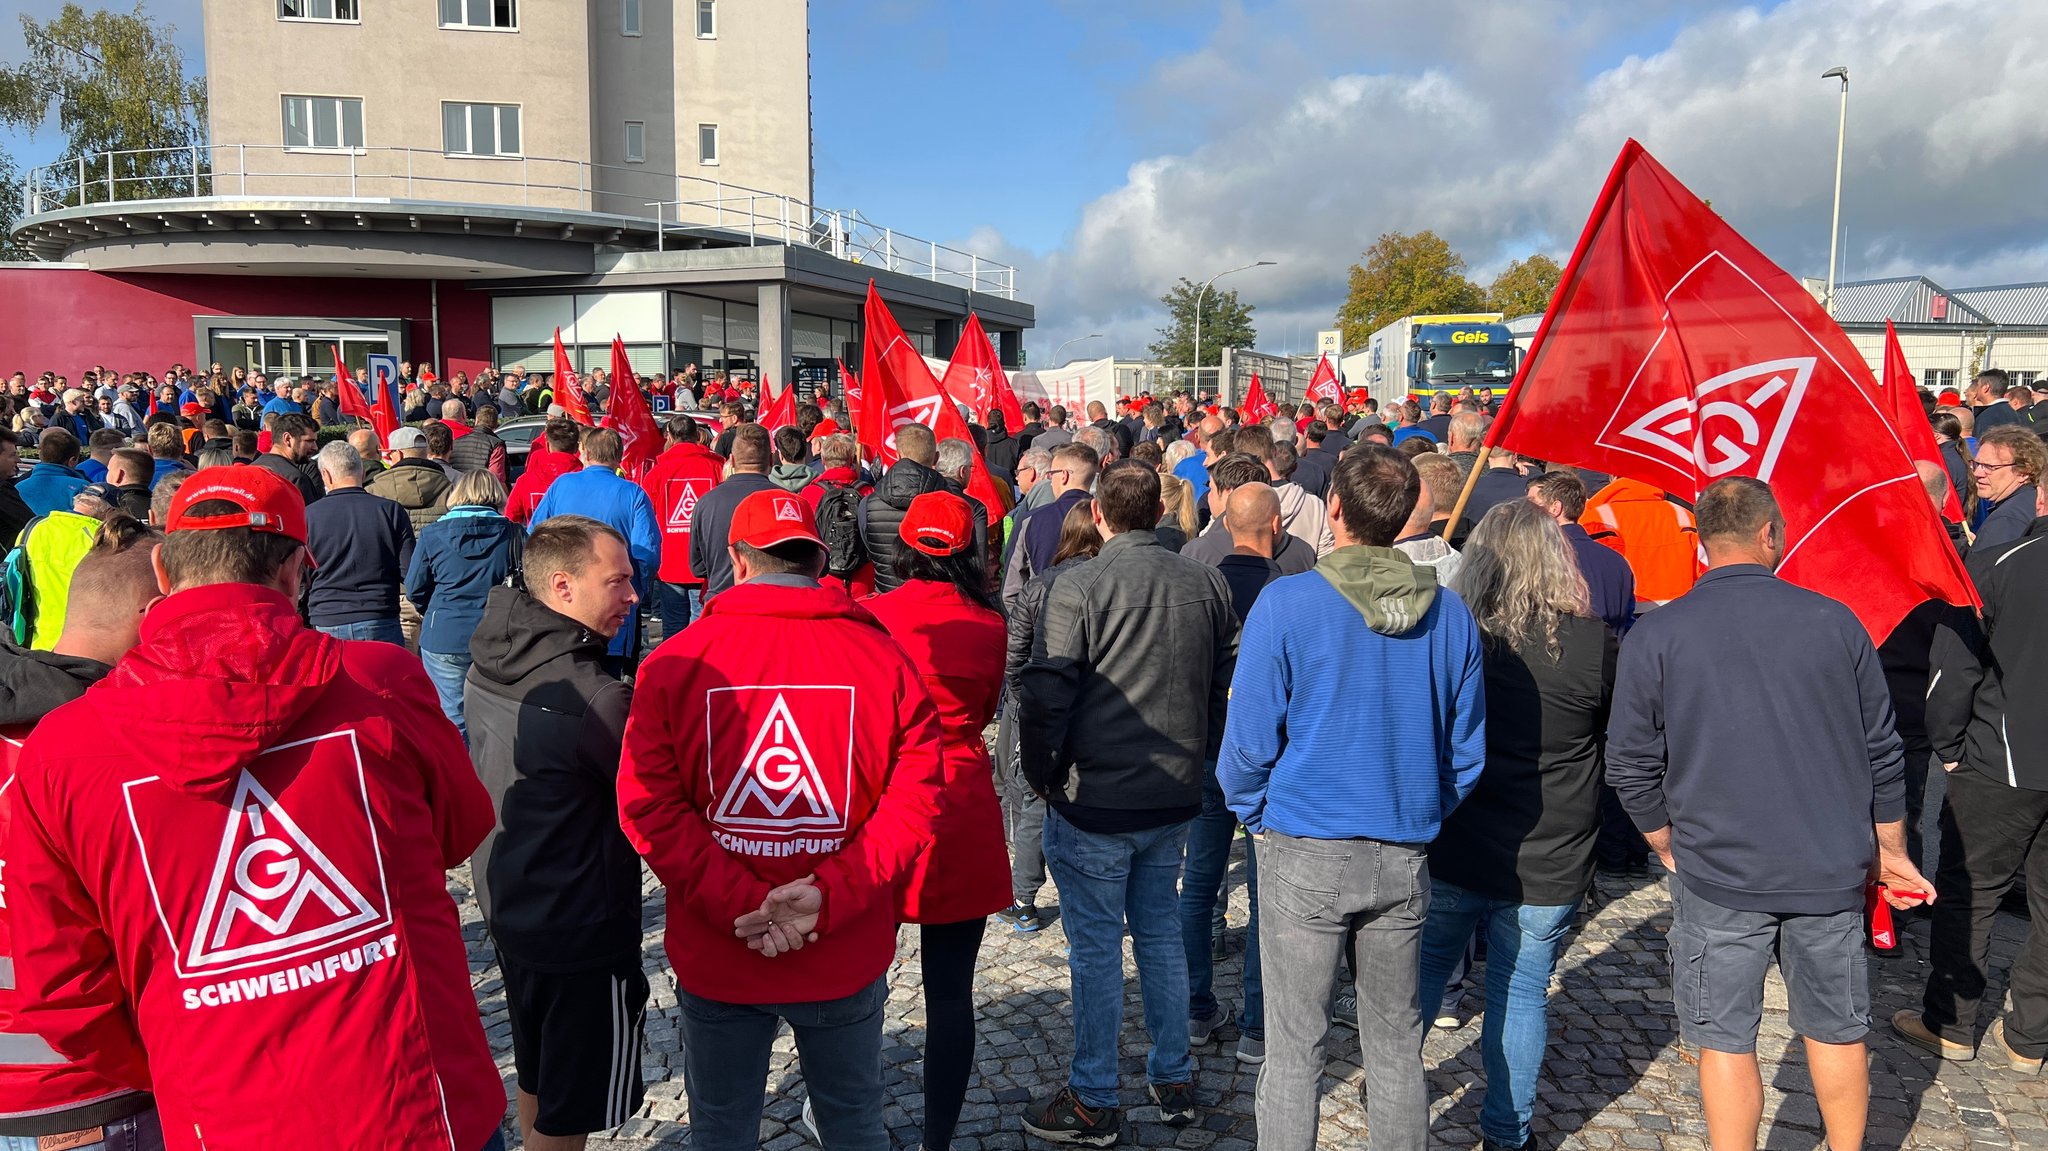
[{"xmin": 0, "ymin": 354, "xmax": 2038, "ymax": 1151}]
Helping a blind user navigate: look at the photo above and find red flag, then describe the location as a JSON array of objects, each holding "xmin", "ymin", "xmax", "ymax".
[
  {"xmin": 941, "ymin": 313, "xmax": 1023, "ymax": 430},
  {"xmin": 603, "ymin": 335, "xmax": 662, "ymax": 476},
  {"xmin": 1486, "ymin": 139, "xmax": 1974, "ymax": 640},
  {"xmin": 861, "ymin": 282, "xmax": 1007, "ymax": 522},
  {"xmin": 1241, "ymin": 374, "xmax": 1278, "ymax": 423},
  {"xmin": 1883, "ymin": 322, "xmax": 1966, "ymax": 523},
  {"xmin": 332, "ymin": 343, "xmax": 395, "ymax": 445},
  {"xmin": 760, "ymin": 381, "xmax": 798, "ymax": 433},
  {"xmin": 552, "ymin": 328, "xmax": 592, "ymax": 424},
  {"xmin": 1304, "ymin": 354, "xmax": 1342, "ymax": 406}
]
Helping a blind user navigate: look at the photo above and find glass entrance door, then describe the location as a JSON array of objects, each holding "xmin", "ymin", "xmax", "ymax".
[{"xmin": 208, "ymin": 332, "xmax": 391, "ymax": 379}]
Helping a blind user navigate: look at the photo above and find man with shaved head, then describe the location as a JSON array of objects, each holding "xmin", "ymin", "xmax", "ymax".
[{"xmin": 1220, "ymin": 483, "xmax": 1281, "ymax": 623}]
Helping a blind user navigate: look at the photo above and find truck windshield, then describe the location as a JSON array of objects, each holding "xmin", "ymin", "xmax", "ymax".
[{"xmin": 1422, "ymin": 344, "xmax": 1516, "ymax": 382}]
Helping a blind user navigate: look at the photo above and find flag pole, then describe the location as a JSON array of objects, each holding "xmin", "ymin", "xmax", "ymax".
[{"xmin": 1444, "ymin": 446, "xmax": 1492, "ymax": 537}]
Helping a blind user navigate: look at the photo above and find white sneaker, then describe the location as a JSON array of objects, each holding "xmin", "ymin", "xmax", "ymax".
[{"xmin": 799, "ymin": 1095, "xmax": 820, "ymax": 1143}]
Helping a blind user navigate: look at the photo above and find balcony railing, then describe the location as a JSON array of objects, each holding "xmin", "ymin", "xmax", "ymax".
[{"xmin": 20, "ymin": 144, "xmax": 1017, "ymax": 300}]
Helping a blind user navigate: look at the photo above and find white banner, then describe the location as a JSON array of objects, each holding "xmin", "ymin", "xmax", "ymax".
[{"xmin": 917, "ymin": 355, "xmax": 1120, "ymax": 417}]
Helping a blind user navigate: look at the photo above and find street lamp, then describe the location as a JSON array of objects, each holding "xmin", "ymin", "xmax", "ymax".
[
  {"xmin": 1192, "ymin": 259, "xmax": 1275, "ymax": 399},
  {"xmin": 1053, "ymin": 333, "xmax": 1105, "ymax": 366},
  {"xmin": 1823, "ymin": 66, "xmax": 1850, "ymax": 316}
]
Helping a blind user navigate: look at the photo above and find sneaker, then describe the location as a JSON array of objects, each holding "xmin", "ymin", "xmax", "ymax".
[
  {"xmin": 799, "ymin": 1095, "xmax": 819, "ymax": 1143},
  {"xmin": 1188, "ymin": 1003, "xmax": 1229, "ymax": 1046},
  {"xmin": 995, "ymin": 902, "xmax": 1045, "ymax": 932},
  {"xmin": 1211, "ymin": 928, "xmax": 1227, "ymax": 962},
  {"xmin": 1148, "ymin": 1081, "xmax": 1196, "ymax": 1127},
  {"xmin": 1434, "ymin": 1003, "xmax": 1462, "ymax": 1030},
  {"xmin": 1989, "ymin": 1018, "xmax": 2045, "ymax": 1074},
  {"xmin": 1331, "ymin": 989, "xmax": 1358, "ymax": 1030},
  {"xmin": 1891, "ymin": 1008, "xmax": 1975, "ymax": 1061},
  {"xmin": 1021, "ymin": 1086, "xmax": 1121, "ymax": 1147},
  {"xmin": 1235, "ymin": 1033, "xmax": 1265, "ymax": 1065}
]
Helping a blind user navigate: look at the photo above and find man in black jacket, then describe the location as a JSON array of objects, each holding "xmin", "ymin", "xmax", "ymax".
[
  {"xmin": 466, "ymin": 515, "xmax": 646, "ymax": 1150},
  {"xmin": 1607, "ymin": 477, "xmax": 1931, "ymax": 1151},
  {"xmin": 254, "ymin": 412, "xmax": 325, "ymax": 506},
  {"xmin": 858, "ymin": 422, "xmax": 948, "ymax": 594},
  {"xmin": 1899, "ymin": 479, "xmax": 2048, "ymax": 1070},
  {"xmin": 0, "ymin": 430, "xmax": 34, "ymax": 547},
  {"xmin": 1969, "ymin": 424, "xmax": 2042, "ymax": 551}
]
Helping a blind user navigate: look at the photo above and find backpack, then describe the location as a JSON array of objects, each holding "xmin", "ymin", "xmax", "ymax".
[
  {"xmin": 814, "ymin": 482, "xmax": 868, "ymax": 578},
  {"xmin": 0, "ymin": 515, "xmax": 44, "ymax": 645}
]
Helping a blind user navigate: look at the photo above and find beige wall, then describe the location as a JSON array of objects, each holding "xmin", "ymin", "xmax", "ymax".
[
  {"xmin": 202, "ymin": 0, "xmax": 812, "ymax": 222},
  {"xmin": 1844, "ymin": 329, "xmax": 2048, "ymax": 388}
]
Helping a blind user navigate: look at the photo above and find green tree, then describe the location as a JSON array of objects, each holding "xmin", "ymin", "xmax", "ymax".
[
  {"xmin": 0, "ymin": 154, "xmax": 27, "ymax": 260},
  {"xmin": 1149, "ymin": 276, "xmax": 1258, "ymax": 371},
  {"xmin": 0, "ymin": 3, "xmax": 208, "ymax": 212},
  {"xmin": 1336, "ymin": 231, "xmax": 1485, "ymax": 350},
  {"xmin": 1486, "ymin": 253, "xmax": 1563, "ymax": 318}
]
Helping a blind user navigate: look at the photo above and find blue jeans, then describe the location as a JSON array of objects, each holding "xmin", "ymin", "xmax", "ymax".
[
  {"xmin": 654, "ymin": 582, "xmax": 699, "ymax": 645},
  {"xmin": 1041, "ymin": 808, "xmax": 1194, "ymax": 1108},
  {"xmin": 1181, "ymin": 765, "xmax": 1262, "ymax": 1037},
  {"xmin": 677, "ymin": 977, "xmax": 888, "ymax": 1151},
  {"xmin": 420, "ymin": 648, "xmax": 472, "ymax": 741},
  {"xmin": 0, "ymin": 1108, "xmax": 164, "ymax": 1150},
  {"xmin": 317, "ymin": 617, "xmax": 405, "ymax": 645},
  {"xmin": 1417, "ymin": 879, "xmax": 1580, "ymax": 1149}
]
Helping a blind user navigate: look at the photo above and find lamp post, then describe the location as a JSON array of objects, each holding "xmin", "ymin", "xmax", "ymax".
[
  {"xmin": 1192, "ymin": 259, "xmax": 1275, "ymax": 399},
  {"xmin": 1823, "ymin": 66, "xmax": 1850, "ymax": 316},
  {"xmin": 1053, "ymin": 333, "xmax": 1105, "ymax": 366}
]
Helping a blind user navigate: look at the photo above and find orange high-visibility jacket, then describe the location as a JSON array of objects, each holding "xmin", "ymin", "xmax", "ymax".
[{"xmin": 1581, "ymin": 478, "xmax": 1702, "ymax": 604}]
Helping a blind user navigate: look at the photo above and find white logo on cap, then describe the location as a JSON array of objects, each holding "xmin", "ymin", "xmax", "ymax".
[{"xmin": 774, "ymin": 499, "xmax": 803, "ymax": 523}]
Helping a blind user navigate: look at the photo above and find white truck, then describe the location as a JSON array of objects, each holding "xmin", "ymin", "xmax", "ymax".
[{"xmin": 1340, "ymin": 312, "xmax": 1520, "ymax": 402}]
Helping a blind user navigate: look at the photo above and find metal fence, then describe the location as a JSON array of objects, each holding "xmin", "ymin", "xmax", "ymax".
[{"xmin": 21, "ymin": 144, "xmax": 1017, "ymax": 299}]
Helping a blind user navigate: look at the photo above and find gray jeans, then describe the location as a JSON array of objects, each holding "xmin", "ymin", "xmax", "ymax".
[
  {"xmin": 677, "ymin": 976, "xmax": 889, "ymax": 1151},
  {"xmin": 1256, "ymin": 831, "xmax": 1430, "ymax": 1151}
]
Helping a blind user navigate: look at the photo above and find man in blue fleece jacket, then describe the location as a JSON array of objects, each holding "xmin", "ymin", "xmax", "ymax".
[
  {"xmin": 1219, "ymin": 445, "xmax": 1485, "ymax": 1151},
  {"xmin": 1605, "ymin": 476, "xmax": 1931, "ymax": 1151}
]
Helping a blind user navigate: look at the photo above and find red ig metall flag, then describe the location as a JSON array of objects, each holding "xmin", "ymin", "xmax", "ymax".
[
  {"xmin": 1304, "ymin": 354, "xmax": 1342, "ymax": 407},
  {"xmin": 760, "ymin": 380, "xmax": 798, "ymax": 434},
  {"xmin": 1487, "ymin": 139, "xmax": 1975, "ymax": 640},
  {"xmin": 861, "ymin": 282, "xmax": 1007, "ymax": 522},
  {"xmin": 941, "ymin": 313, "xmax": 1025, "ymax": 431},
  {"xmin": 1240, "ymin": 374, "xmax": 1278, "ymax": 424},
  {"xmin": 1882, "ymin": 321, "xmax": 1966, "ymax": 524},
  {"xmin": 551, "ymin": 327, "xmax": 592, "ymax": 424},
  {"xmin": 603, "ymin": 335, "xmax": 662, "ymax": 477}
]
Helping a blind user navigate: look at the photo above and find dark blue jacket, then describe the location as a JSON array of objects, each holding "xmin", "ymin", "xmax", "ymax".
[
  {"xmin": 15, "ymin": 462, "xmax": 87, "ymax": 517},
  {"xmin": 1973, "ymin": 484, "xmax": 2037, "ymax": 552},
  {"xmin": 1605, "ymin": 564, "xmax": 1904, "ymax": 915},
  {"xmin": 406, "ymin": 507, "xmax": 523, "ymax": 655},
  {"xmin": 303, "ymin": 486, "xmax": 416, "ymax": 626},
  {"xmin": 1563, "ymin": 522, "xmax": 1635, "ymax": 636}
]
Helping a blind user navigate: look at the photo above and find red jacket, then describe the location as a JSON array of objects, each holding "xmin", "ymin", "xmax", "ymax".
[
  {"xmin": 5, "ymin": 586, "xmax": 502, "ymax": 1151},
  {"xmin": 0, "ymin": 731, "xmax": 147, "ymax": 1127},
  {"xmin": 862, "ymin": 582, "xmax": 1011, "ymax": 923},
  {"xmin": 508, "ymin": 449, "xmax": 577, "ymax": 524},
  {"xmin": 618, "ymin": 580, "xmax": 945, "ymax": 1004},
  {"xmin": 640, "ymin": 442, "xmax": 727, "ymax": 584}
]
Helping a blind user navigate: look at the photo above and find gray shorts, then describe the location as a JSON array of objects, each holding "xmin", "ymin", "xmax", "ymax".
[{"xmin": 1668, "ymin": 874, "xmax": 1870, "ymax": 1053}]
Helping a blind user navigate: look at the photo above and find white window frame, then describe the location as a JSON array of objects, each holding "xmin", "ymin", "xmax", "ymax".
[
  {"xmin": 621, "ymin": 0, "xmax": 642, "ymax": 36},
  {"xmin": 281, "ymin": 94, "xmax": 365, "ymax": 152},
  {"xmin": 624, "ymin": 121, "xmax": 646, "ymax": 164},
  {"xmin": 1924, "ymin": 368, "xmax": 1958, "ymax": 391},
  {"xmin": 697, "ymin": 123, "xmax": 719, "ymax": 166},
  {"xmin": 278, "ymin": 0, "xmax": 360, "ymax": 22},
  {"xmin": 442, "ymin": 102, "xmax": 523, "ymax": 159},
  {"xmin": 439, "ymin": 0, "xmax": 519, "ymax": 32},
  {"xmin": 696, "ymin": 0, "xmax": 716, "ymax": 38}
]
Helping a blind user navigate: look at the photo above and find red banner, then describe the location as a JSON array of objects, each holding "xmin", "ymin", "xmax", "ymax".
[
  {"xmin": 940, "ymin": 313, "xmax": 1025, "ymax": 430},
  {"xmin": 1241, "ymin": 374, "xmax": 1278, "ymax": 424},
  {"xmin": 552, "ymin": 328, "xmax": 592, "ymax": 424},
  {"xmin": 1304, "ymin": 354, "xmax": 1342, "ymax": 407},
  {"xmin": 1882, "ymin": 322, "xmax": 1966, "ymax": 524},
  {"xmin": 760, "ymin": 381, "xmax": 797, "ymax": 434},
  {"xmin": 1486, "ymin": 139, "xmax": 1974, "ymax": 640},
  {"xmin": 860, "ymin": 282, "xmax": 1007, "ymax": 521},
  {"xmin": 603, "ymin": 335, "xmax": 662, "ymax": 477},
  {"xmin": 332, "ymin": 343, "xmax": 395, "ymax": 445}
]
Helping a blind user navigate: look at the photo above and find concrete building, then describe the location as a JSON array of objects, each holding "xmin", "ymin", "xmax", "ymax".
[{"xmin": 3, "ymin": 0, "xmax": 1030, "ymax": 393}]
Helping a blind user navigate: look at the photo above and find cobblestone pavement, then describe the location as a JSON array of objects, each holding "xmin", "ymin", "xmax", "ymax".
[{"xmin": 454, "ymin": 821, "xmax": 2045, "ymax": 1150}]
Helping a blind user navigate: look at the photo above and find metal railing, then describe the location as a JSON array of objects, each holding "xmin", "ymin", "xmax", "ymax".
[{"xmin": 21, "ymin": 144, "xmax": 1018, "ymax": 300}]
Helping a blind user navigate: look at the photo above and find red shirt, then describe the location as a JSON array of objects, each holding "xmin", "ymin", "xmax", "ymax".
[
  {"xmin": 6, "ymin": 586, "xmax": 501, "ymax": 1151},
  {"xmin": 640, "ymin": 442, "xmax": 727, "ymax": 584},
  {"xmin": 618, "ymin": 581, "xmax": 945, "ymax": 1005},
  {"xmin": 862, "ymin": 581, "xmax": 1011, "ymax": 923}
]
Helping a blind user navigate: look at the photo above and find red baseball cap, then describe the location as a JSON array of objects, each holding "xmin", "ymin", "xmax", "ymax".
[
  {"xmin": 179, "ymin": 402, "xmax": 206, "ymax": 417},
  {"xmin": 900, "ymin": 490, "xmax": 975, "ymax": 557},
  {"xmin": 166, "ymin": 465, "xmax": 310, "ymax": 547},
  {"xmin": 728, "ymin": 489, "xmax": 823, "ymax": 551}
]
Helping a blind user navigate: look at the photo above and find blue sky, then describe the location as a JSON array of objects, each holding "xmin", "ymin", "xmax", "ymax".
[{"xmin": 8, "ymin": 0, "xmax": 2046, "ymax": 360}]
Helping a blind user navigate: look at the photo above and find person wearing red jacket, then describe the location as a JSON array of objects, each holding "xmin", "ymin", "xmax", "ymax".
[
  {"xmin": 0, "ymin": 524, "xmax": 166, "ymax": 1147},
  {"xmin": 639, "ymin": 415, "xmax": 727, "ymax": 638},
  {"xmin": 861, "ymin": 492, "xmax": 1010, "ymax": 1151},
  {"xmin": 4, "ymin": 465, "xmax": 505, "ymax": 1151},
  {"xmin": 509, "ymin": 418, "xmax": 584, "ymax": 525},
  {"xmin": 800, "ymin": 433, "xmax": 875, "ymax": 598},
  {"xmin": 618, "ymin": 488, "xmax": 946, "ymax": 1151}
]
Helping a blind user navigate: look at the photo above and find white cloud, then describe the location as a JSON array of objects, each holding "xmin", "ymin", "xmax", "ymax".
[{"xmin": 1005, "ymin": 0, "xmax": 2048, "ymax": 361}]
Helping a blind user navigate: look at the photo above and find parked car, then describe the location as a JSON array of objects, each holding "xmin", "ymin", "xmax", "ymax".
[{"xmin": 499, "ymin": 411, "xmax": 721, "ymax": 479}]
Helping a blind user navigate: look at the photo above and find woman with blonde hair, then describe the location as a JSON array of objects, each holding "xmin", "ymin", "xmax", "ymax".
[{"xmin": 1420, "ymin": 499, "xmax": 1618, "ymax": 1151}]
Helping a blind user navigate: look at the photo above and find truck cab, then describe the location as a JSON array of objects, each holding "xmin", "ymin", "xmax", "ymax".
[{"xmin": 1406, "ymin": 321, "xmax": 1518, "ymax": 399}]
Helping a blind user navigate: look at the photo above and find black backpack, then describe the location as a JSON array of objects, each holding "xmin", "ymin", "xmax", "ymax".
[{"xmin": 815, "ymin": 481, "xmax": 868, "ymax": 578}]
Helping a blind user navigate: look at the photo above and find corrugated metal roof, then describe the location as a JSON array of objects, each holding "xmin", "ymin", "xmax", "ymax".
[
  {"xmin": 1829, "ymin": 276, "xmax": 1995, "ymax": 326},
  {"xmin": 1952, "ymin": 283, "xmax": 2048, "ymax": 327}
]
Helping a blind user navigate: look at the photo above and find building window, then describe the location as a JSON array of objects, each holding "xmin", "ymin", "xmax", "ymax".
[
  {"xmin": 443, "ymin": 103, "xmax": 522, "ymax": 157},
  {"xmin": 279, "ymin": 0, "xmax": 358, "ymax": 20},
  {"xmin": 697, "ymin": 0, "xmax": 716, "ymax": 37},
  {"xmin": 698, "ymin": 123, "xmax": 718, "ymax": 166},
  {"xmin": 1924, "ymin": 368, "xmax": 1958, "ymax": 391},
  {"xmin": 2013, "ymin": 371, "xmax": 2040, "ymax": 390},
  {"xmin": 282, "ymin": 95, "xmax": 364, "ymax": 151},
  {"xmin": 439, "ymin": 0, "xmax": 517, "ymax": 30},
  {"xmin": 624, "ymin": 121, "xmax": 646, "ymax": 163},
  {"xmin": 621, "ymin": 0, "xmax": 641, "ymax": 35}
]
